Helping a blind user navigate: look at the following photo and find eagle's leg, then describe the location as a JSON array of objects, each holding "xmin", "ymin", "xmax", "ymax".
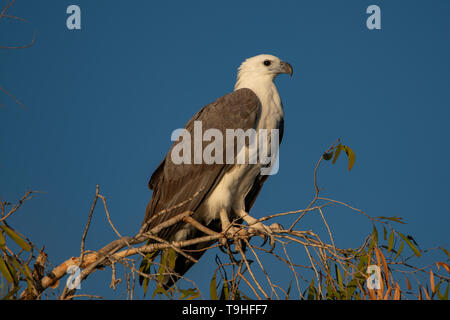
[
  {"xmin": 237, "ymin": 210, "xmax": 282, "ymax": 248},
  {"xmin": 219, "ymin": 208, "xmax": 247, "ymax": 246}
]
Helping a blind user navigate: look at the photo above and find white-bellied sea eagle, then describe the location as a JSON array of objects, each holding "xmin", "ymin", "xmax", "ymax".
[{"xmin": 140, "ymin": 54, "xmax": 293, "ymax": 288}]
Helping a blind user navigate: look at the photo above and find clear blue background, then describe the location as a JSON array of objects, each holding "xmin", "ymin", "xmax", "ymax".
[{"xmin": 1, "ymin": 0, "xmax": 449, "ymax": 299}]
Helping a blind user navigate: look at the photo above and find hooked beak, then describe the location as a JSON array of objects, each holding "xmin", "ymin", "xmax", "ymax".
[{"xmin": 280, "ymin": 61, "xmax": 293, "ymax": 78}]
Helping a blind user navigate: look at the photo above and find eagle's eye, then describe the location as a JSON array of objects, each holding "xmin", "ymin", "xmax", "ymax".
[{"xmin": 263, "ymin": 60, "xmax": 271, "ymax": 66}]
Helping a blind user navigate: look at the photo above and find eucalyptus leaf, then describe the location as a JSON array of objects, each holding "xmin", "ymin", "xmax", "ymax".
[
  {"xmin": 0, "ymin": 255, "xmax": 14, "ymax": 283},
  {"xmin": 397, "ymin": 232, "xmax": 421, "ymax": 257},
  {"xmin": 394, "ymin": 241, "xmax": 404, "ymax": 260},
  {"xmin": 210, "ymin": 272, "xmax": 218, "ymax": 300},
  {"xmin": 387, "ymin": 230, "xmax": 395, "ymax": 252},
  {"xmin": 0, "ymin": 226, "xmax": 31, "ymax": 252},
  {"xmin": 343, "ymin": 146, "xmax": 356, "ymax": 171},
  {"xmin": 332, "ymin": 143, "xmax": 343, "ymax": 164}
]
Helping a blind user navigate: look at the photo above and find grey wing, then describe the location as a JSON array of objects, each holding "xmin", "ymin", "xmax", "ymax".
[{"xmin": 142, "ymin": 88, "xmax": 261, "ymax": 240}]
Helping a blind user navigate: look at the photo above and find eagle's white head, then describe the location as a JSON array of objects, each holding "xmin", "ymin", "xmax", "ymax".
[{"xmin": 234, "ymin": 54, "xmax": 293, "ymax": 91}]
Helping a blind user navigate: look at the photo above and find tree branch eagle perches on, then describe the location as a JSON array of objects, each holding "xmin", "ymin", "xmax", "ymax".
[{"xmin": 1, "ymin": 140, "xmax": 448, "ymax": 300}]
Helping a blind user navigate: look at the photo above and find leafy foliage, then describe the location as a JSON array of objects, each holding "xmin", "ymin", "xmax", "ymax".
[
  {"xmin": 0, "ymin": 141, "xmax": 448, "ymax": 300},
  {"xmin": 0, "ymin": 218, "xmax": 36, "ymax": 299}
]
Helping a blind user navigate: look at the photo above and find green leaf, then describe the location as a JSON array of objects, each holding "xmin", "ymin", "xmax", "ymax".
[
  {"xmin": 375, "ymin": 216, "xmax": 406, "ymax": 224},
  {"xmin": 346, "ymin": 279, "xmax": 358, "ymax": 299},
  {"xmin": 394, "ymin": 241, "xmax": 404, "ymax": 260},
  {"xmin": 10, "ymin": 257, "xmax": 24, "ymax": 275},
  {"xmin": 307, "ymin": 278, "xmax": 316, "ymax": 300},
  {"xmin": 1, "ymin": 285, "xmax": 21, "ymax": 300},
  {"xmin": 142, "ymin": 277, "xmax": 149, "ymax": 296},
  {"xmin": 326, "ymin": 277, "xmax": 337, "ymax": 300},
  {"xmin": 10, "ymin": 257, "xmax": 33, "ymax": 289},
  {"xmin": 0, "ymin": 226, "xmax": 31, "ymax": 252},
  {"xmin": 23, "ymin": 264, "xmax": 33, "ymax": 280},
  {"xmin": 343, "ymin": 146, "xmax": 356, "ymax": 171},
  {"xmin": 167, "ymin": 248, "xmax": 176, "ymax": 270},
  {"xmin": 397, "ymin": 232, "xmax": 421, "ymax": 257},
  {"xmin": 22, "ymin": 263, "xmax": 34, "ymax": 290},
  {"xmin": 187, "ymin": 291, "xmax": 200, "ymax": 300},
  {"xmin": 441, "ymin": 248, "xmax": 449, "ymax": 257},
  {"xmin": 0, "ymin": 231, "xmax": 5, "ymax": 249},
  {"xmin": 285, "ymin": 279, "xmax": 293, "ymax": 300},
  {"xmin": 357, "ymin": 254, "xmax": 367, "ymax": 271},
  {"xmin": 372, "ymin": 225, "xmax": 378, "ymax": 248},
  {"xmin": 140, "ymin": 251, "xmax": 157, "ymax": 296},
  {"xmin": 331, "ymin": 144, "xmax": 355, "ymax": 171},
  {"xmin": 383, "ymin": 226, "xmax": 387, "ymax": 241},
  {"xmin": 335, "ymin": 264, "xmax": 344, "ymax": 292},
  {"xmin": 210, "ymin": 272, "xmax": 218, "ymax": 300},
  {"xmin": 9, "ymin": 257, "xmax": 29, "ymax": 287},
  {"xmin": 4, "ymin": 256, "xmax": 18, "ymax": 285},
  {"xmin": 332, "ymin": 143, "xmax": 343, "ymax": 164},
  {"xmin": 387, "ymin": 230, "xmax": 395, "ymax": 252},
  {"xmin": 0, "ymin": 255, "xmax": 14, "ymax": 283},
  {"xmin": 180, "ymin": 288, "xmax": 199, "ymax": 300},
  {"xmin": 157, "ymin": 250, "xmax": 169, "ymax": 283},
  {"xmin": 220, "ymin": 281, "xmax": 230, "ymax": 300},
  {"xmin": 150, "ymin": 251, "xmax": 172, "ymax": 298}
]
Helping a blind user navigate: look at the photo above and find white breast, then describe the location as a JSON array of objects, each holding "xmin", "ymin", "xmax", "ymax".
[{"xmin": 199, "ymin": 83, "xmax": 284, "ymax": 225}]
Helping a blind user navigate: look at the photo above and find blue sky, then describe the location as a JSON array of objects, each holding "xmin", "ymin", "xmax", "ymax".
[{"xmin": 1, "ymin": 0, "xmax": 449, "ymax": 299}]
